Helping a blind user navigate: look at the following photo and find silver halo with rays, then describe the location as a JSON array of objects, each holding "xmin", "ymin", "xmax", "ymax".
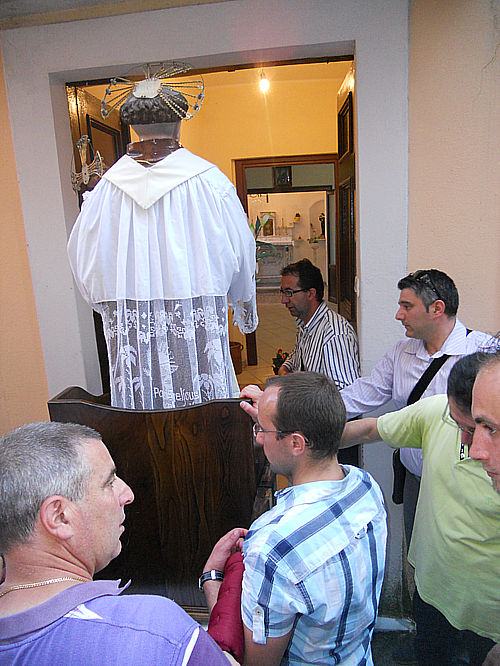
[{"xmin": 101, "ymin": 61, "xmax": 204, "ymax": 121}]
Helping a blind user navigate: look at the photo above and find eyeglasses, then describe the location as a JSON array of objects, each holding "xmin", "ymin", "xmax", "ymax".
[
  {"xmin": 410, "ymin": 270, "xmax": 443, "ymax": 302},
  {"xmin": 253, "ymin": 423, "xmax": 293, "ymax": 437},
  {"xmin": 442, "ymin": 403, "xmax": 475, "ymax": 437},
  {"xmin": 279, "ymin": 287, "xmax": 309, "ymax": 298}
]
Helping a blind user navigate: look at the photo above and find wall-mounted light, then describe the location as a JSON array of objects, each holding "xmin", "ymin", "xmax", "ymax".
[{"xmin": 259, "ymin": 69, "xmax": 270, "ymax": 93}]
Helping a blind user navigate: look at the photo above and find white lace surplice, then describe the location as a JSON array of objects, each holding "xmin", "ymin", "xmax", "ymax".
[{"xmin": 68, "ymin": 149, "xmax": 257, "ymax": 409}]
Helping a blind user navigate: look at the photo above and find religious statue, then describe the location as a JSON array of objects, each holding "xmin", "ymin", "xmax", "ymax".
[{"xmin": 68, "ymin": 63, "xmax": 257, "ymax": 409}]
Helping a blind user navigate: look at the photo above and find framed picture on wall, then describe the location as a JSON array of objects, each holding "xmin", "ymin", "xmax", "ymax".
[
  {"xmin": 261, "ymin": 211, "xmax": 276, "ymax": 236},
  {"xmin": 273, "ymin": 166, "xmax": 292, "ymax": 187}
]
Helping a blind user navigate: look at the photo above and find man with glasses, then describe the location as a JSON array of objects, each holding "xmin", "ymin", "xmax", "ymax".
[
  {"xmin": 207, "ymin": 372, "xmax": 387, "ymax": 665},
  {"xmin": 340, "ymin": 269, "xmax": 495, "ymax": 546},
  {"xmin": 470, "ymin": 351, "xmax": 500, "ymax": 666},
  {"xmin": 470, "ymin": 349, "xmax": 500, "ymax": 496},
  {"xmin": 341, "ymin": 352, "xmax": 500, "ymax": 665},
  {"xmin": 277, "ymin": 259, "xmax": 360, "ymax": 390}
]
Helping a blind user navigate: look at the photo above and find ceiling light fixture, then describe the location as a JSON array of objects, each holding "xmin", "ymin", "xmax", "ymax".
[{"xmin": 259, "ymin": 69, "xmax": 270, "ymax": 93}]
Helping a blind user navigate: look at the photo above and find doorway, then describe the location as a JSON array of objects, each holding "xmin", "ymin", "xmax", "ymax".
[{"xmin": 68, "ymin": 59, "xmax": 355, "ymax": 392}]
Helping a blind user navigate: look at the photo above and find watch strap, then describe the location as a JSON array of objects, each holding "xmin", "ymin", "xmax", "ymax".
[{"xmin": 199, "ymin": 569, "xmax": 224, "ymax": 590}]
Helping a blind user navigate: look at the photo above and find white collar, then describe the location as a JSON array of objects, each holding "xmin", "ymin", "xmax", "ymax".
[{"xmin": 103, "ymin": 148, "xmax": 214, "ymax": 209}]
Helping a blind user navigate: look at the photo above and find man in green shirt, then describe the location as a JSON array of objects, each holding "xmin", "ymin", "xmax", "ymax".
[{"xmin": 341, "ymin": 352, "xmax": 500, "ymax": 665}]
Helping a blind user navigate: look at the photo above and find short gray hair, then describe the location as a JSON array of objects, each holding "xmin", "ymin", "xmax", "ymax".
[{"xmin": 0, "ymin": 422, "xmax": 100, "ymax": 553}]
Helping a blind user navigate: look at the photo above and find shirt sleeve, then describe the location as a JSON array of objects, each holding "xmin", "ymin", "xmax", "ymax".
[
  {"xmin": 340, "ymin": 349, "xmax": 396, "ymax": 419},
  {"xmin": 221, "ymin": 187, "xmax": 258, "ymax": 334},
  {"xmin": 183, "ymin": 626, "xmax": 234, "ymax": 665},
  {"xmin": 322, "ymin": 328, "xmax": 360, "ymax": 390},
  {"xmin": 241, "ymin": 549, "xmax": 305, "ymax": 644},
  {"xmin": 377, "ymin": 399, "xmax": 434, "ymax": 450},
  {"xmin": 282, "ymin": 332, "xmax": 300, "ymax": 372}
]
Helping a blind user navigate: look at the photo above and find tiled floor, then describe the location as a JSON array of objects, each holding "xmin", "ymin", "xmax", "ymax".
[{"xmin": 237, "ymin": 292, "xmax": 297, "ymax": 388}]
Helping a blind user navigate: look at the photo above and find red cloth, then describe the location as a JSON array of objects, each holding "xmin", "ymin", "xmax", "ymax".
[{"xmin": 207, "ymin": 551, "xmax": 245, "ymax": 663}]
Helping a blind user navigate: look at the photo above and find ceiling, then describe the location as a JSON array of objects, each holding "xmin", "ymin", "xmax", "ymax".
[{"xmin": 0, "ymin": 0, "xmax": 231, "ymax": 29}]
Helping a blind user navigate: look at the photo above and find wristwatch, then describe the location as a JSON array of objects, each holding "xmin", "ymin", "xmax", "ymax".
[{"xmin": 199, "ymin": 569, "xmax": 224, "ymax": 590}]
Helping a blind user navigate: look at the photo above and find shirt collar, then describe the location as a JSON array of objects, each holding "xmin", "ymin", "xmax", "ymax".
[
  {"xmin": 0, "ymin": 579, "xmax": 129, "ymax": 642},
  {"xmin": 297, "ymin": 300, "xmax": 328, "ymax": 333},
  {"xmin": 405, "ymin": 319, "xmax": 467, "ymax": 360},
  {"xmin": 274, "ymin": 466, "xmax": 353, "ymax": 503},
  {"xmin": 103, "ymin": 148, "xmax": 214, "ymax": 209}
]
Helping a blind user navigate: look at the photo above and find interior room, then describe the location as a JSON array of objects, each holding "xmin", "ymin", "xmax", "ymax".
[{"xmin": 83, "ymin": 61, "xmax": 351, "ymax": 388}]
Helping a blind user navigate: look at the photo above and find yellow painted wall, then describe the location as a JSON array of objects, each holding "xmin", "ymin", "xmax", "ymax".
[
  {"xmin": 409, "ymin": 0, "xmax": 499, "ymax": 333},
  {"xmin": 0, "ymin": 45, "xmax": 49, "ymax": 434},
  {"xmin": 179, "ymin": 63, "xmax": 349, "ymax": 349},
  {"xmin": 181, "ymin": 64, "xmax": 348, "ymax": 179}
]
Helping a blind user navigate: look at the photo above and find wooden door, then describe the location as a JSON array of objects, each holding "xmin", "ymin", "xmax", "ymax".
[
  {"xmin": 336, "ymin": 90, "xmax": 357, "ymax": 328},
  {"xmin": 327, "ymin": 191, "xmax": 337, "ymax": 304},
  {"xmin": 337, "ymin": 176, "xmax": 356, "ymax": 326}
]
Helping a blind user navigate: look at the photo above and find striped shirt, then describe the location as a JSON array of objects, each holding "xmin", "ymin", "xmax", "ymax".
[
  {"xmin": 242, "ymin": 466, "xmax": 387, "ymax": 665},
  {"xmin": 282, "ymin": 301, "xmax": 360, "ymax": 389},
  {"xmin": 340, "ymin": 319, "xmax": 497, "ymax": 476}
]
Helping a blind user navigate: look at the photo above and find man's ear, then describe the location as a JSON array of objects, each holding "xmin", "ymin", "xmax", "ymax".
[
  {"xmin": 307, "ymin": 287, "xmax": 317, "ymax": 301},
  {"xmin": 431, "ymin": 299, "xmax": 446, "ymax": 317},
  {"xmin": 289, "ymin": 432, "xmax": 307, "ymax": 457},
  {"xmin": 39, "ymin": 496, "xmax": 75, "ymax": 541}
]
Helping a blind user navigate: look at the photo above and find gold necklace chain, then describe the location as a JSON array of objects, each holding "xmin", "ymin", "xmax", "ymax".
[{"xmin": 0, "ymin": 576, "xmax": 88, "ymax": 599}]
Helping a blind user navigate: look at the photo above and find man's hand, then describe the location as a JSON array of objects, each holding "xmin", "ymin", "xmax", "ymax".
[
  {"xmin": 239, "ymin": 385, "xmax": 263, "ymax": 422},
  {"xmin": 203, "ymin": 528, "xmax": 247, "ymax": 612},
  {"xmin": 204, "ymin": 528, "xmax": 247, "ymax": 574},
  {"xmin": 277, "ymin": 365, "xmax": 291, "ymax": 375}
]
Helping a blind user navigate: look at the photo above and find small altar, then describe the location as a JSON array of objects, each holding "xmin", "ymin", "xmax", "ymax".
[{"xmin": 256, "ymin": 236, "xmax": 294, "ymax": 290}]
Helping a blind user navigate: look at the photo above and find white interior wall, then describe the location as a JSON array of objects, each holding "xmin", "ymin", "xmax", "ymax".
[
  {"xmin": 248, "ymin": 192, "xmax": 329, "ymax": 278},
  {"xmin": 0, "ymin": 0, "xmax": 409, "ymax": 612}
]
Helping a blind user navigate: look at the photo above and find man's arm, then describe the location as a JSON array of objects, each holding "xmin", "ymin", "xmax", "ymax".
[
  {"xmin": 340, "ymin": 349, "xmax": 396, "ymax": 419},
  {"xmin": 340, "ymin": 417, "xmax": 381, "ymax": 448},
  {"xmin": 322, "ymin": 328, "xmax": 360, "ymax": 390},
  {"xmin": 242, "ymin": 625, "xmax": 293, "ymax": 666}
]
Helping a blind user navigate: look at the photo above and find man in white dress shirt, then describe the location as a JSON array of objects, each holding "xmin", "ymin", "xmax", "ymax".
[
  {"xmin": 340, "ymin": 269, "xmax": 495, "ymax": 545},
  {"xmin": 68, "ymin": 71, "xmax": 257, "ymax": 409}
]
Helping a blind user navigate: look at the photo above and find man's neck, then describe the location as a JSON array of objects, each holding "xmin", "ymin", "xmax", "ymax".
[
  {"xmin": 0, "ymin": 552, "xmax": 92, "ymax": 617},
  {"xmin": 288, "ymin": 455, "xmax": 345, "ymax": 487},
  {"xmin": 423, "ymin": 316, "xmax": 456, "ymax": 356},
  {"xmin": 301, "ymin": 299, "xmax": 322, "ymax": 325}
]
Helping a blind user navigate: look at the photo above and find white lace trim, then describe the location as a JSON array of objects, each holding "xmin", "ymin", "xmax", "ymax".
[{"xmin": 97, "ymin": 296, "xmax": 239, "ymax": 409}]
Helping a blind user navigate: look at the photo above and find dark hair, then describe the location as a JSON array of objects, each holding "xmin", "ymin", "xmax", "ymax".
[
  {"xmin": 397, "ymin": 269, "xmax": 458, "ymax": 316},
  {"xmin": 120, "ymin": 89, "xmax": 188, "ymax": 125},
  {"xmin": 281, "ymin": 258, "xmax": 324, "ymax": 302},
  {"xmin": 0, "ymin": 422, "xmax": 100, "ymax": 552},
  {"xmin": 474, "ymin": 344, "xmax": 500, "ymax": 377},
  {"xmin": 447, "ymin": 349, "xmax": 500, "ymax": 411},
  {"xmin": 265, "ymin": 372, "xmax": 346, "ymax": 460}
]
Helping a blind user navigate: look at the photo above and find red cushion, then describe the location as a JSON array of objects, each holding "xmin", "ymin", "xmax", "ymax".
[{"xmin": 207, "ymin": 551, "xmax": 245, "ymax": 663}]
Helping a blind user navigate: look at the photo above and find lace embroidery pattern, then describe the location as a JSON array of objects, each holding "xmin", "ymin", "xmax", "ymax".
[{"xmin": 97, "ymin": 296, "xmax": 238, "ymax": 409}]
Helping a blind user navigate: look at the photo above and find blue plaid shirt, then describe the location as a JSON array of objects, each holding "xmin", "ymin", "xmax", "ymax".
[{"xmin": 242, "ymin": 466, "xmax": 387, "ymax": 665}]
